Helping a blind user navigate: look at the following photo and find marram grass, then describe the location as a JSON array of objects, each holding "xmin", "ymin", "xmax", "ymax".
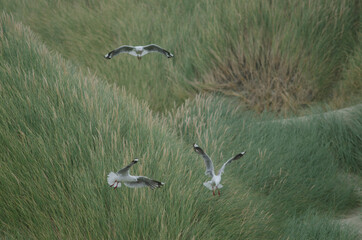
[
  {"xmin": 0, "ymin": 9, "xmax": 361, "ymax": 240},
  {"xmin": 0, "ymin": 14, "xmax": 273, "ymax": 239},
  {"xmin": 1, "ymin": 0, "xmax": 361, "ymax": 113}
]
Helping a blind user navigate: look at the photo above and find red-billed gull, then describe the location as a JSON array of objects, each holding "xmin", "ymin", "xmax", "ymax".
[
  {"xmin": 193, "ymin": 143, "xmax": 246, "ymax": 196},
  {"xmin": 107, "ymin": 159, "xmax": 164, "ymax": 190},
  {"xmin": 104, "ymin": 44, "xmax": 173, "ymax": 60}
]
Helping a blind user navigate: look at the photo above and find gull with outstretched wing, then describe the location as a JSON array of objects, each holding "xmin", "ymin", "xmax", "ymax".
[
  {"xmin": 193, "ymin": 143, "xmax": 245, "ymax": 196},
  {"xmin": 104, "ymin": 44, "xmax": 173, "ymax": 60},
  {"xmin": 107, "ymin": 159, "xmax": 164, "ymax": 190}
]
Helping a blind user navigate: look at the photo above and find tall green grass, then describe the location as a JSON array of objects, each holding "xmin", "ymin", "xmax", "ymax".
[
  {"xmin": 283, "ymin": 210, "xmax": 359, "ymax": 240},
  {"xmin": 1, "ymin": 0, "xmax": 361, "ymax": 112},
  {"xmin": 334, "ymin": 31, "xmax": 362, "ymax": 107},
  {"xmin": 168, "ymin": 94, "xmax": 361, "ymax": 238},
  {"xmin": 1, "ymin": 7, "xmax": 361, "ymax": 240},
  {"xmin": 168, "ymin": 94, "xmax": 361, "ymax": 208},
  {"xmin": 0, "ymin": 14, "xmax": 276, "ymax": 239},
  {"xmin": 0, "ymin": 14, "xmax": 201, "ymax": 239}
]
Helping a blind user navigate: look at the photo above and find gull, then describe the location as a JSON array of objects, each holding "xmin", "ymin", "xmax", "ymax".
[
  {"xmin": 107, "ymin": 159, "xmax": 164, "ymax": 190},
  {"xmin": 104, "ymin": 44, "xmax": 174, "ymax": 60},
  {"xmin": 193, "ymin": 143, "xmax": 246, "ymax": 196}
]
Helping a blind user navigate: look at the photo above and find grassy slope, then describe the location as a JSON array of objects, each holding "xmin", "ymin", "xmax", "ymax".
[
  {"xmin": 0, "ymin": 2, "xmax": 362, "ymax": 239},
  {"xmin": 1, "ymin": 0, "xmax": 361, "ymax": 113},
  {"xmin": 0, "ymin": 14, "xmax": 204, "ymax": 239},
  {"xmin": 0, "ymin": 14, "xmax": 278, "ymax": 239},
  {"xmin": 0, "ymin": 3, "xmax": 361, "ymax": 240},
  {"xmin": 168, "ymin": 95, "xmax": 362, "ymax": 238},
  {"xmin": 335, "ymin": 31, "xmax": 362, "ymax": 108}
]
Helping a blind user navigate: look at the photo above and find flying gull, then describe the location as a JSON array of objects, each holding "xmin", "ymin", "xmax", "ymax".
[
  {"xmin": 107, "ymin": 159, "xmax": 165, "ymax": 190},
  {"xmin": 104, "ymin": 44, "xmax": 174, "ymax": 60},
  {"xmin": 193, "ymin": 143, "xmax": 246, "ymax": 196}
]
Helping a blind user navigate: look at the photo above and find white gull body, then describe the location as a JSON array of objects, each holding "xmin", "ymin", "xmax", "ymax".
[{"xmin": 193, "ymin": 143, "xmax": 246, "ymax": 196}]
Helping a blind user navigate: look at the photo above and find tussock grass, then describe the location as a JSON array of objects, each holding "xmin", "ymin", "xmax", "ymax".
[
  {"xmin": 333, "ymin": 32, "xmax": 362, "ymax": 108},
  {"xmin": 1, "ymin": 4, "xmax": 361, "ymax": 240},
  {"xmin": 2, "ymin": 0, "xmax": 361, "ymax": 112},
  {"xmin": 0, "ymin": 14, "xmax": 201, "ymax": 239},
  {"xmin": 283, "ymin": 210, "xmax": 360, "ymax": 240},
  {"xmin": 0, "ymin": 14, "xmax": 275, "ymax": 239},
  {"xmin": 193, "ymin": 0, "xmax": 361, "ymax": 113},
  {"xmin": 168, "ymin": 94, "xmax": 361, "ymax": 238}
]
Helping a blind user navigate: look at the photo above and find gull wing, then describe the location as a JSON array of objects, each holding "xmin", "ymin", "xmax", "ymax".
[
  {"xmin": 123, "ymin": 181, "xmax": 146, "ymax": 188},
  {"xmin": 117, "ymin": 159, "xmax": 138, "ymax": 176},
  {"xmin": 143, "ymin": 44, "xmax": 174, "ymax": 58},
  {"xmin": 104, "ymin": 45, "xmax": 135, "ymax": 59},
  {"xmin": 218, "ymin": 152, "xmax": 246, "ymax": 176},
  {"xmin": 193, "ymin": 143, "xmax": 215, "ymax": 177},
  {"xmin": 124, "ymin": 177, "xmax": 164, "ymax": 190}
]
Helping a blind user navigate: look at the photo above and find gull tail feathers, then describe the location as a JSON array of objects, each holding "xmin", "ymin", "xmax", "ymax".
[
  {"xmin": 203, "ymin": 181, "xmax": 213, "ymax": 190},
  {"xmin": 107, "ymin": 172, "xmax": 119, "ymax": 186}
]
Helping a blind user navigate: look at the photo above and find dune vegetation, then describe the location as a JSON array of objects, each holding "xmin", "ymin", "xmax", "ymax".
[
  {"xmin": 1, "ymin": 0, "xmax": 361, "ymax": 113},
  {"xmin": 0, "ymin": 0, "xmax": 361, "ymax": 239}
]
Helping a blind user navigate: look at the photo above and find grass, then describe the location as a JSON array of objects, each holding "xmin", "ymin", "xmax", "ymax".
[
  {"xmin": 0, "ymin": 14, "xmax": 275, "ymax": 239},
  {"xmin": 1, "ymin": 0, "xmax": 361, "ymax": 113},
  {"xmin": 333, "ymin": 31, "xmax": 362, "ymax": 108},
  {"xmin": 0, "ymin": 2, "xmax": 361, "ymax": 240},
  {"xmin": 283, "ymin": 210, "xmax": 360, "ymax": 240},
  {"xmin": 168, "ymin": 94, "xmax": 361, "ymax": 210}
]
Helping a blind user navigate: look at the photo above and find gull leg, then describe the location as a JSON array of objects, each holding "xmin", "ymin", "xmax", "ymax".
[
  {"xmin": 212, "ymin": 186, "xmax": 215, "ymax": 196},
  {"xmin": 218, "ymin": 188, "xmax": 220, "ymax": 196},
  {"xmin": 113, "ymin": 181, "xmax": 118, "ymax": 190},
  {"xmin": 110, "ymin": 182, "xmax": 115, "ymax": 187}
]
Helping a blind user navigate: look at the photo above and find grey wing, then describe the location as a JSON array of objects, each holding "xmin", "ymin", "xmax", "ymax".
[
  {"xmin": 123, "ymin": 181, "xmax": 147, "ymax": 188},
  {"xmin": 193, "ymin": 143, "xmax": 215, "ymax": 177},
  {"xmin": 143, "ymin": 44, "xmax": 174, "ymax": 58},
  {"xmin": 105, "ymin": 45, "xmax": 134, "ymax": 59},
  {"xmin": 117, "ymin": 159, "xmax": 138, "ymax": 176},
  {"xmin": 218, "ymin": 151, "xmax": 246, "ymax": 175},
  {"xmin": 135, "ymin": 177, "xmax": 165, "ymax": 190}
]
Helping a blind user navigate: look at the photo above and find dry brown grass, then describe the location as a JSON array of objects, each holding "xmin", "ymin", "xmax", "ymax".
[{"xmin": 195, "ymin": 43, "xmax": 313, "ymax": 114}]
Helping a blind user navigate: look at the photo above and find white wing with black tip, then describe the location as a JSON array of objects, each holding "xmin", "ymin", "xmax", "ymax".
[
  {"xmin": 193, "ymin": 143, "xmax": 215, "ymax": 177},
  {"xmin": 218, "ymin": 152, "xmax": 246, "ymax": 176},
  {"xmin": 117, "ymin": 159, "xmax": 139, "ymax": 176},
  {"xmin": 143, "ymin": 44, "xmax": 174, "ymax": 58},
  {"xmin": 104, "ymin": 45, "xmax": 135, "ymax": 59}
]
